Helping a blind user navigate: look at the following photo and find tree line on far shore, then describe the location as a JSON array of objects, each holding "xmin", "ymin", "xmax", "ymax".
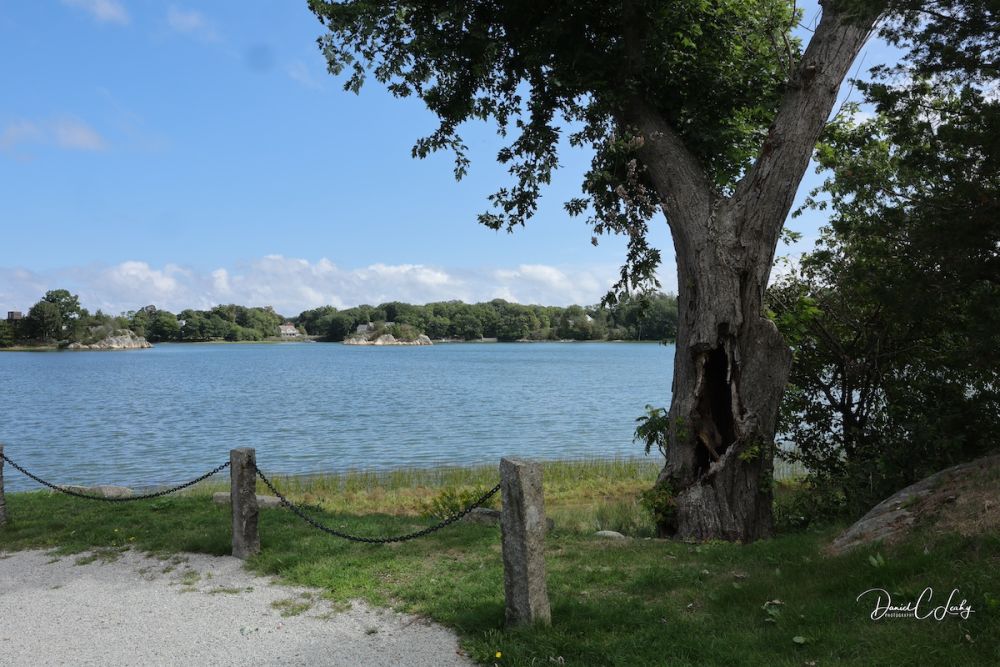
[
  {"xmin": 0, "ymin": 293, "xmax": 287, "ymax": 346},
  {"xmin": 0, "ymin": 291, "xmax": 679, "ymax": 346},
  {"xmin": 297, "ymin": 293, "xmax": 678, "ymax": 342}
]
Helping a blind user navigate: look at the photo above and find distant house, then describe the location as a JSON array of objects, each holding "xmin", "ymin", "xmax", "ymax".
[
  {"xmin": 6, "ymin": 311, "xmax": 23, "ymax": 322},
  {"xmin": 355, "ymin": 322, "xmax": 375, "ymax": 335},
  {"xmin": 279, "ymin": 323, "xmax": 300, "ymax": 338}
]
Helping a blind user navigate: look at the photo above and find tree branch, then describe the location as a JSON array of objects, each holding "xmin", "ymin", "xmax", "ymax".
[
  {"xmin": 624, "ymin": 98, "xmax": 715, "ymax": 230},
  {"xmin": 734, "ymin": 6, "xmax": 878, "ymax": 240}
]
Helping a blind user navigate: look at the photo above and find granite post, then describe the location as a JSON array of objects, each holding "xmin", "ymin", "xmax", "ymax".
[
  {"xmin": 0, "ymin": 444, "xmax": 7, "ymax": 527},
  {"xmin": 230, "ymin": 448, "xmax": 260, "ymax": 559},
  {"xmin": 500, "ymin": 457, "xmax": 551, "ymax": 626}
]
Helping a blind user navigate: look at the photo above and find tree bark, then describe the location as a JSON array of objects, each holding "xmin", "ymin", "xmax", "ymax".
[{"xmin": 629, "ymin": 6, "xmax": 875, "ymax": 541}]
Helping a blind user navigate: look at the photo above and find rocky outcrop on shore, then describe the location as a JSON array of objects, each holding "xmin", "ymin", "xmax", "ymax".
[
  {"xmin": 827, "ymin": 453, "xmax": 1000, "ymax": 555},
  {"xmin": 64, "ymin": 330, "xmax": 152, "ymax": 351},
  {"xmin": 343, "ymin": 334, "xmax": 432, "ymax": 346}
]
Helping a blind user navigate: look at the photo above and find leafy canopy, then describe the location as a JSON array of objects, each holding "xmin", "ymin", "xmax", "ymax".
[{"xmin": 308, "ymin": 0, "xmax": 799, "ymax": 295}]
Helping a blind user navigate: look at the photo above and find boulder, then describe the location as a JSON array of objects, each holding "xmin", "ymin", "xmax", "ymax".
[
  {"xmin": 461, "ymin": 507, "xmax": 554, "ymax": 532},
  {"xmin": 594, "ymin": 530, "xmax": 627, "ymax": 539},
  {"xmin": 61, "ymin": 485, "xmax": 134, "ymax": 498},
  {"xmin": 827, "ymin": 453, "xmax": 1000, "ymax": 555},
  {"xmin": 212, "ymin": 492, "xmax": 282, "ymax": 509}
]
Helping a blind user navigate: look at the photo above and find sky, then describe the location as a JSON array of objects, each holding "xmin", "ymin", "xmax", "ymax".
[{"xmin": 0, "ymin": 1, "xmax": 898, "ymax": 317}]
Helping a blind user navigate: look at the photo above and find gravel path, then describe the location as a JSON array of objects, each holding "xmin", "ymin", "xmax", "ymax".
[{"xmin": 0, "ymin": 549, "xmax": 474, "ymax": 666}]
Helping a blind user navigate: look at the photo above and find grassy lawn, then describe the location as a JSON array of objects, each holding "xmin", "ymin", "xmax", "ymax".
[{"xmin": 0, "ymin": 459, "xmax": 996, "ymax": 666}]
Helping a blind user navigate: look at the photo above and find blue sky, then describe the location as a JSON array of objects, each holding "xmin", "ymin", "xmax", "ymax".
[{"xmin": 0, "ymin": 1, "xmax": 896, "ymax": 316}]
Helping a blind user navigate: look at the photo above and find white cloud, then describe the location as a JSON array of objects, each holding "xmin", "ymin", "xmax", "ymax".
[
  {"xmin": 166, "ymin": 6, "xmax": 217, "ymax": 41},
  {"xmin": 0, "ymin": 257, "xmax": 632, "ymax": 317},
  {"xmin": 0, "ymin": 117, "xmax": 107, "ymax": 154},
  {"xmin": 52, "ymin": 118, "xmax": 107, "ymax": 151},
  {"xmin": 0, "ymin": 121, "xmax": 41, "ymax": 151},
  {"xmin": 287, "ymin": 61, "xmax": 323, "ymax": 90},
  {"xmin": 62, "ymin": 0, "xmax": 129, "ymax": 25}
]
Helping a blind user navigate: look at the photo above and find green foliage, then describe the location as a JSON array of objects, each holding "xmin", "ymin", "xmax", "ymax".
[
  {"xmin": 422, "ymin": 486, "xmax": 500, "ymax": 519},
  {"xmin": 296, "ymin": 294, "xmax": 679, "ymax": 343},
  {"xmin": 308, "ymin": 0, "xmax": 798, "ymax": 298},
  {"xmin": 0, "ymin": 320, "xmax": 14, "ymax": 347},
  {"xmin": 324, "ymin": 313, "xmax": 353, "ymax": 341},
  {"xmin": 146, "ymin": 311, "xmax": 181, "ymax": 342},
  {"xmin": 633, "ymin": 404, "xmax": 671, "ymax": 457},
  {"xmin": 592, "ymin": 498, "xmax": 656, "ymax": 537},
  {"xmin": 638, "ymin": 479, "xmax": 677, "ymax": 533},
  {"xmin": 176, "ymin": 305, "xmax": 283, "ymax": 341},
  {"xmin": 26, "ymin": 300, "xmax": 64, "ymax": 341},
  {"xmin": 769, "ymin": 7, "xmax": 1000, "ymax": 517}
]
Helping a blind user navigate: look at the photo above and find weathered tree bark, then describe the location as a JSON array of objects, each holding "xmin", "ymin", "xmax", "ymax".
[{"xmin": 629, "ymin": 6, "xmax": 876, "ymax": 541}]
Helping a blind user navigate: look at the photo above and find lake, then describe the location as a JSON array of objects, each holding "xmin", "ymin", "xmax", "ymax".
[{"xmin": 0, "ymin": 342, "xmax": 673, "ymax": 491}]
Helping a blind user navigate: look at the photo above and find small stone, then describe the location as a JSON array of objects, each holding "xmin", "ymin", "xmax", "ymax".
[{"xmin": 594, "ymin": 530, "xmax": 627, "ymax": 539}]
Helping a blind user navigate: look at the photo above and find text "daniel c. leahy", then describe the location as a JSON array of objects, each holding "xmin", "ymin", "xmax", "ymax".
[{"xmin": 856, "ymin": 587, "xmax": 975, "ymax": 620}]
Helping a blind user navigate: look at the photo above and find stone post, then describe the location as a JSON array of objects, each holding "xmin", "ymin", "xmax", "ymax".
[
  {"xmin": 0, "ymin": 444, "xmax": 7, "ymax": 527},
  {"xmin": 500, "ymin": 457, "xmax": 551, "ymax": 627},
  {"xmin": 230, "ymin": 448, "xmax": 259, "ymax": 559}
]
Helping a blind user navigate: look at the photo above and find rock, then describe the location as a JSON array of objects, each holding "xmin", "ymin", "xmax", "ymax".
[
  {"xmin": 462, "ymin": 507, "xmax": 555, "ymax": 532},
  {"xmin": 463, "ymin": 507, "xmax": 502, "ymax": 526},
  {"xmin": 60, "ymin": 485, "xmax": 134, "ymax": 498},
  {"xmin": 827, "ymin": 453, "xmax": 1000, "ymax": 555},
  {"xmin": 65, "ymin": 330, "xmax": 152, "ymax": 351},
  {"xmin": 212, "ymin": 492, "xmax": 282, "ymax": 509},
  {"xmin": 594, "ymin": 530, "xmax": 627, "ymax": 539},
  {"xmin": 343, "ymin": 333, "xmax": 433, "ymax": 346}
]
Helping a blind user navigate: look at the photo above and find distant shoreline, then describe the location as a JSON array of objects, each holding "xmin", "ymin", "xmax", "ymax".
[{"xmin": 1, "ymin": 338, "xmax": 674, "ymax": 352}]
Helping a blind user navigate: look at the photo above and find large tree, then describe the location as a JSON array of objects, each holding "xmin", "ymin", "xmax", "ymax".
[{"xmin": 309, "ymin": 0, "xmax": 879, "ymax": 540}]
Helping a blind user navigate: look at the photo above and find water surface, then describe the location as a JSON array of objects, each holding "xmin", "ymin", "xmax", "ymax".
[{"xmin": 0, "ymin": 342, "xmax": 673, "ymax": 491}]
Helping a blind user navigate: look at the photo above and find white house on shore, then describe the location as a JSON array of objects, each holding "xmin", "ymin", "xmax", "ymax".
[{"xmin": 279, "ymin": 323, "xmax": 300, "ymax": 338}]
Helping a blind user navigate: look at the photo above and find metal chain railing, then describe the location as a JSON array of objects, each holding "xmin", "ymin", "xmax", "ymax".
[
  {"xmin": 0, "ymin": 452, "xmax": 230, "ymax": 502},
  {"xmin": 254, "ymin": 464, "xmax": 502, "ymax": 544}
]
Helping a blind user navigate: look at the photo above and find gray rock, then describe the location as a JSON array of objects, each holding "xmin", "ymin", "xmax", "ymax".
[
  {"xmin": 60, "ymin": 485, "xmax": 134, "ymax": 498},
  {"xmin": 594, "ymin": 530, "xmax": 627, "ymax": 539},
  {"xmin": 463, "ymin": 507, "xmax": 502, "ymax": 525},
  {"xmin": 64, "ymin": 330, "xmax": 152, "ymax": 351},
  {"xmin": 212, "ymin": 492, "xmax": 282, "ymax": 509},
  {"xmin": 462, "ymin": 507, "xmax": 555, "ymax": 532},
  {"xmin": 827, "ymin": 454, "xmax": 1000, "ymax": 555}
]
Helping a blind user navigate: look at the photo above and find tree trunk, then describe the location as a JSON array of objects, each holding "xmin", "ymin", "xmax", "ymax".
[
  {"xmin": 627, "ymin": 5, "xmax": 875, "ymax": 541},
  {"xmin": 657, "ymin": 200, "xmax": 792, "ymax": 542}
]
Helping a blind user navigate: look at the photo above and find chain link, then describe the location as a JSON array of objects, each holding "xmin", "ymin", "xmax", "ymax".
[
  {"xmin": 0, "ymin": 452, "xmax": 230, "ymax": 502},
  {"xmin": 254, "ymin": 464, "xmax": 502, "ymax": 544}
]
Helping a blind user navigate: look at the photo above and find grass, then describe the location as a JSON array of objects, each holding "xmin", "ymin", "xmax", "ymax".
[{"xmin": 0, "ymin": 458, "xmax": 996, "ymax": 666}]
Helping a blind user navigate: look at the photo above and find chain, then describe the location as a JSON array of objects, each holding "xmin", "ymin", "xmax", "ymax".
[
  {"xmin": 254, "ymin": 464, "xmax": 502, "ymax": 544},
  {"xmin": 0, "ymin": 452, "xmax": 230, "ymax": 502}
]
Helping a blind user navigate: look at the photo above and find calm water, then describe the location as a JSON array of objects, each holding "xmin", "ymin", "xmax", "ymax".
[{"xmin": 0, "ymin": 342, "xmax": 673, "ymax": 491}]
